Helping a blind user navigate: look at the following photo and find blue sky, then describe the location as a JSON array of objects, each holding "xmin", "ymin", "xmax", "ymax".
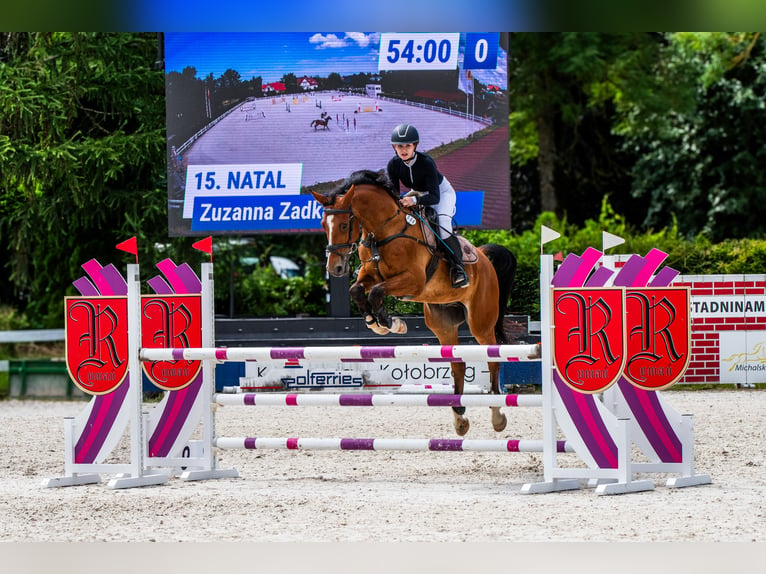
[{"xmin": 164, "ymin": 32, "xmax": 506, "ymax": 89}]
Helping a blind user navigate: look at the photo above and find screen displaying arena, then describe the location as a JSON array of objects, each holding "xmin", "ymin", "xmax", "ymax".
[{"xmin": 164, "ymin": 32, "xmax": 509, "ymax": 236}]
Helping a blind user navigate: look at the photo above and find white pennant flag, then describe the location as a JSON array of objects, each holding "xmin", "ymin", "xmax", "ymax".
[
  {"xmin": 457, "ymin": 66, "xmax": 474, "ymax": 95},
  {"xmin": 541, "ymin": 225, "xmax": 561, "ymax": 246},
  {"xmin": 602, "ymin": 231, "xmax": 625, "ymax": 251}
]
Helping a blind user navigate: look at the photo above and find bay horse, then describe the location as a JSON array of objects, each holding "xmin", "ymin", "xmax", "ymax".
[
  {"xmin": 311, "ymin": 170, "xmax": 521, "ymax": 436},
  {"xmin": 310, "ymin": 116, "xmax": 331, "ymax": 130}
]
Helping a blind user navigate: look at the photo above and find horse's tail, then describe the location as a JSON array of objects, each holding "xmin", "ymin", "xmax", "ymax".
[{"xmin": 479, "ymin": 243, "xmax": 517, "ymax": 345}]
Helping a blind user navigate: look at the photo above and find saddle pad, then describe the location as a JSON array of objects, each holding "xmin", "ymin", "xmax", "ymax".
[
  {"xmin": 457, "ymin": 236, "xmax": 479, "ymax": 264},
  {"xmin": 418, "ymin": 217, "xmax": 479, "ymax": 264}
]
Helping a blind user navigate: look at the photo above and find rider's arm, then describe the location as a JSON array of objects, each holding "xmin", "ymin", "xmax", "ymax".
[
  {"xmin": 386, "ymin": 157, "xmax": 401, "ymax": 195},
  {"xmin": 411, "ymin": 155, "xmax": 441, "ymax": 207}
]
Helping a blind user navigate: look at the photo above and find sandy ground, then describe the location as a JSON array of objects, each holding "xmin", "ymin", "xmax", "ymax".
[{"xmin": 2, "ymin": 389, "xmax": 765, "ymax": 549}]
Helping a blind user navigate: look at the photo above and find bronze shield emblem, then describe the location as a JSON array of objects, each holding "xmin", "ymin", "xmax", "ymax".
[
  {"xmin": 141, "ymin": 295, "xmax": 202, "ymax": 391},
  {"xmin": 624, "ymin": 287, "xmax": 691, "ymax": 390},
  {"xmin": 553, "ymin": 288, "xmax": 626, "ymax": 393},
  {"xmin": 65, "ymin": 296, "xmax": 129, "ymax": 395}
]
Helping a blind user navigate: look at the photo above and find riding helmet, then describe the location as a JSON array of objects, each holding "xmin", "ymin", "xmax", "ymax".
[{"xmin": 390, "ymin": 124, "xmax": 419, "ymax": 145}]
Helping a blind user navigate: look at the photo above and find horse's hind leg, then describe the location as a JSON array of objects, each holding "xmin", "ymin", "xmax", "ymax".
[
  {"xmin": 425, "ymin": 303, "xmax": 469, "ymax": 435},
  {"xmin": 450, "ymin": 361, "xmax": 470, "ymax": 436},
  {"xmin": 488, "ymin": 362, "xmax": 507, "ymax": 432},
  {"xmin": 464, "ymin": 295, "xmax": 507, "ymax": 432}
]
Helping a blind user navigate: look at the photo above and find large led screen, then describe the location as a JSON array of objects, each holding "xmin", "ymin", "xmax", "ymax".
[{"xmin": 164, "ymin": 32, "xmax": 509, "ymax": 236}]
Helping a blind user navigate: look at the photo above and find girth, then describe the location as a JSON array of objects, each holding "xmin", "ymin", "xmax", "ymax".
[{"xmin": 360, "ymin": 218, "xmax": 439, "ymax": 282}]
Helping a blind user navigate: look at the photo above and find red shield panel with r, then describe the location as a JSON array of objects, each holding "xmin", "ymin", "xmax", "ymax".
[
  {"xmin": 65, "ymin": 296, "xmax": 129, "ymax": 395},
  {"xmin": 624, "ymin": 287, "xmax": 691, "ymax": 391},
  {"xmin": 553, "ymin": 288, "xmax": 626, "ymax": 393},
  {"xmin": 141, "ymin": 295, "xmax": 202, "ymax": 391}
]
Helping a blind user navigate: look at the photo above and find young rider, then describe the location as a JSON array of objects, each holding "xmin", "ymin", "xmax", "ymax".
[{"xmin": 386, "ymin": 123, "xmax": 468, "ymax": 288}]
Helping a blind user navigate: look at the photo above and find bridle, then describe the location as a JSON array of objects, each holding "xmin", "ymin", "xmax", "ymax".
[
  {"xmin": 322, "ymin": 192, "xmax": 431, "ymax": 274},
  {"xmin": 322, "ymin": 205, "xmax": 359, "ymax": 261}
]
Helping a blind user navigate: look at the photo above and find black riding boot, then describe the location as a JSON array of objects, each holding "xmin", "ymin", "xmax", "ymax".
[{"xmin": 443, "ymin": 235, "xmax": 469, "ymax": 289}]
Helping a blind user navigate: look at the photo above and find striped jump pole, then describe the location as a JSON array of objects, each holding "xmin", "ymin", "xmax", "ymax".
[
  {"xmin": 215, "ymin": 393, "xmax": 543, "ymax": 408},
  {"xmin": 140, "ymin": 343, "xmax": 541, "ymax": 363},
  {"xmin": 214, "ymin": 437, "xmax": 574, "ymax": 453}
]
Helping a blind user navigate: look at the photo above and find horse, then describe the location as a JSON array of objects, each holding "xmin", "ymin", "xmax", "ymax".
[
  {"xmin": 310, "ymin": 116, "xmax": 331, "ymax": 130},
  {"xmin": 311, "ymin": 170, "xmax": 525, "ymax": 436}
]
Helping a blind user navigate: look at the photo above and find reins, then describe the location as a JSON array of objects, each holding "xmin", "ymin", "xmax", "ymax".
[
  {"xmin": 322, "ymin": 189, "xmax": 432, "ymax": 278},
  {"xmin": 356, "ymin": 203, "xmax": 432, "ymax": 280}
]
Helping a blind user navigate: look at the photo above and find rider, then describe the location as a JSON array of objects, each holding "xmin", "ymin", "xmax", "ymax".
[{"xmin": 386, "ymin": 123, "xmax": 469, "ymax": 288}]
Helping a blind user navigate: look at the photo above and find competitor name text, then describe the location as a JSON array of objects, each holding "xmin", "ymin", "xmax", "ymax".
[{"xmin": 198, "ymin": 200, "xmax": 323, "ymax": 222}]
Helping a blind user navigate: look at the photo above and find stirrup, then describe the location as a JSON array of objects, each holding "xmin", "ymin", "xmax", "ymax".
[{"xmin": 452, "ymin": 267, "xmax": 469, "ymax": 289}]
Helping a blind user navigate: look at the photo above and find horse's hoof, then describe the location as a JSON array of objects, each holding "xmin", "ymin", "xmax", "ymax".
[
  {"xmin": 453, "ymin": 415, "xmax": 470, "ymax": 436},
  {"xmin": 370, "ymin": 323, "xmax": 390, "ymax": 335},
  {"xmin": 390, "ymin": 318, "xmax": 408, "ymax": 334},
  {"xmin": 491, "ymin": 408, "xmax": 507, "ymax": 432},
  {"xmin": 365, "ymin": 315, "xmax": 390, "ymax": 335}
]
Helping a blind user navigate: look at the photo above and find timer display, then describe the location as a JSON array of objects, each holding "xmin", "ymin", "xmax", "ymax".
[{"xmin": 378, "ymin": 33, "xmax": 460, "ymax": 71}]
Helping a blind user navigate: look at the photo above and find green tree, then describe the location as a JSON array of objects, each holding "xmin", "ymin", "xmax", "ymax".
[
  {"xmin": 0, "ymin": 32, "xmax": 170, "ymax": 327},
  {"xmin": 509, "ymin": 33, "xmax": 696, "ymax": 231},
  {"xmin": 627, "ymin": 33, "xmax": 766, "ymax": 240},
  {"xmin": 165, "ymin": 65, "xmax": 205, "ymax": 147},
  {"xmin": 217, "ymin": 68, "xmax": 243, "ymax": 106},
  {"xmin": 510, "ymin": 32, "xmax": 766, "ymax": 240},
  {"xmin": 281, "ymin": 73, "xmax": 298, "ymax": 94},
  {"xmin": 324, "ymin": 72, "xmax": 343, "ymax": 90},
  {"xmin": 244, "ymin": 76, "xmax": 263, "ymax": 99}
]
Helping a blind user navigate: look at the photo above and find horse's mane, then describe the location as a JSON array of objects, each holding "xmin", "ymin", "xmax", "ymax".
[{"xmin": 325, "ymin": 170, "xmax": 398, "ymax": 204}]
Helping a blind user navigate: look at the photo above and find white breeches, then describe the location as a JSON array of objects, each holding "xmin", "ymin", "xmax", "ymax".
[{"xmin": 434, "ymin": 177, "xmax": 456, "ymax": 239}]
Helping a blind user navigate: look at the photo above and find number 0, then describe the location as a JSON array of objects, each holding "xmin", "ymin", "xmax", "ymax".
[
  {"xmin": 474, "ymin": 39, "xmax": 488, "ymax": 63},
  {"xmin": 438, "ymin": 39, "xmax": 451, "ymax": 63}
]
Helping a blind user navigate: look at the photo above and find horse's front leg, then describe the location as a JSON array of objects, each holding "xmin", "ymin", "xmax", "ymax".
[
  {"xmin": 368, "ymin": 280, "xmax": 409, "ymax": 335},
  {"xmin": 366, "ymin": 268, "xmax": 427, "ymax": 335},
  {"xmin": 350, "ymin": 272, "xmax": 390, "ymax": 335}
]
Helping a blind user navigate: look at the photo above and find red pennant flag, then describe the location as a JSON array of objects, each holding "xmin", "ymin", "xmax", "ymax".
[
  {"xmin": 192, "ymin": 236, "xmax": 213, "ymax": 263},
  {"xmin": 553, "ymin": 251, "xmax": 564, "ymax": 262},
  {"xmin": 192, "ymin": 236, "xmax": 213, "ymax": 254},
  {"xmin": 116, "ymin": 237, "xmax": 138, "ymax": 264},
  {"xmin": 116, "ymin": 237, "xmax": 137, "ymax": 255}
]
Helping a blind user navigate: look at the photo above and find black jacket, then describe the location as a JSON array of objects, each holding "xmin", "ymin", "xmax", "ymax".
[{"xmin": 386, "ymin": 151, "xmax": 443, "ymax": 207}]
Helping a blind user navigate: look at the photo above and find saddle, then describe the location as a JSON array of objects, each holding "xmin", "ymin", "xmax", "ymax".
[
  {"xmin": 416, "ymin": 206, "xmax": 478, "ymax": 261},
  {"xmin": 413, "ymin": 206, "xmax": 478, "ymax": 283},
  {"xmin": 400, "ymin": 191, "xmax": 477, "ymax": 264}
]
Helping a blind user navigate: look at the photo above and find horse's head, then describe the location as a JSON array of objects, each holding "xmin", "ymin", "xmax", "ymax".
[{"xmin": 311, "ymin": 186, "xmax": 360, "ymax": 277}]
